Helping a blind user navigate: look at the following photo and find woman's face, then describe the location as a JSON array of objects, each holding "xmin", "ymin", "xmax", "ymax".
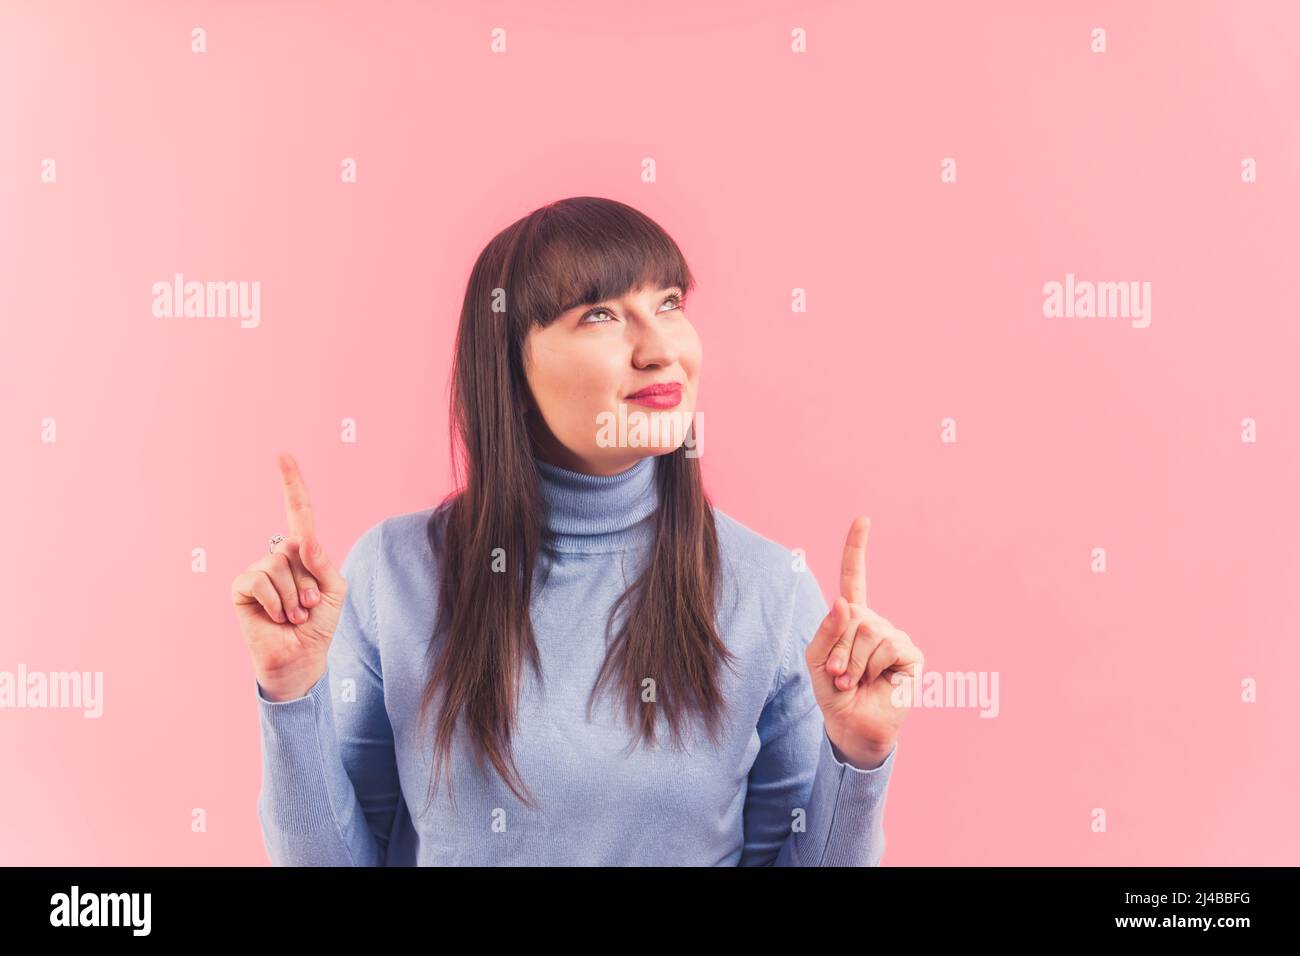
[{"xmin": 522, "ymin": 282, "xmax": 702, "ymax": 476}]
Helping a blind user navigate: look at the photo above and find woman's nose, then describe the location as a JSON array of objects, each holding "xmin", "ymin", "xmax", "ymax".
[{"xmin": 630, "ymin": 321, "xmax": 680, "ymax": 369}]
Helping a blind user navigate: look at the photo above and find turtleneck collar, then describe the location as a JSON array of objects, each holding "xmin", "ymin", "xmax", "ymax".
[{"xmin": 535, "ymin": 453, "xmax": 659, "ymax": 553}]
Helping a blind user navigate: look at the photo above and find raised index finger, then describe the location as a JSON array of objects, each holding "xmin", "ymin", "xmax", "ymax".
[
  {"xmin": 839, "ymin": 515, "xmax": 871, "ymax": 606},
  {"xmin": 277, "ymin": 452, "xmax": 316, "ymax": 541}
]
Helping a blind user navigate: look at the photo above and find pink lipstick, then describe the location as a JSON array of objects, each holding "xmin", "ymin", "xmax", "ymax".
[{"xmin": 625, "ymin": 382, "xmax": 683, "ymax": 409}]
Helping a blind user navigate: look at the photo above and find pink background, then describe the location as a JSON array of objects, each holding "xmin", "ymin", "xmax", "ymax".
[{"xmin": 3, "ymin": 0, "xmax": 1297, "ymax": 865}]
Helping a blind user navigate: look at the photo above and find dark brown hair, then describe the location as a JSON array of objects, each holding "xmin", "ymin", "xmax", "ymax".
[{"xmin": 416, "ymin": 196, "xmax": 733, "ymax": 815}]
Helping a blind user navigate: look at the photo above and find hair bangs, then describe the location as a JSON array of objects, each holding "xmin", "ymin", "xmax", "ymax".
[{"xmin": 511, "ymin": 197, "xmax": 696, "ymax": 329}]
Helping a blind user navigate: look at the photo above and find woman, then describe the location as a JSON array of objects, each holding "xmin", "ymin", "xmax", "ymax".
[{"xmin": 232, "ymin": 196, "xmax": 924, "ymax": 866}]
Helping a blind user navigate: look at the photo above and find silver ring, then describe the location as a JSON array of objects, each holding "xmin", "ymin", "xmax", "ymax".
[{"xmin": 268, "ymin": 534, "xmax": 286, "ymax": 554}]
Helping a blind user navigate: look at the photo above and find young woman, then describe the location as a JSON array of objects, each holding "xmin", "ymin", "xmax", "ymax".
[{"xmin": 232, "ymin": 196, "xmax": 923, "ymax": 866}]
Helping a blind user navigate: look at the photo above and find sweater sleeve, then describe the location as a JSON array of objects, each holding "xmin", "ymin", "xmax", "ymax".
[
  {"xmin": 739, "ymin": 567, "xmax": 898, "ymax": 866},
  {"xmin": 255, "ymin": 520, "xmax": 403, "ymax": 866}
]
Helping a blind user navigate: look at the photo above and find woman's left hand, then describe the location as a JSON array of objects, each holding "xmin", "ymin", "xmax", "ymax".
[{"xmin": 805, "ymin": 516, "xmax": 924, "ymax": 769}]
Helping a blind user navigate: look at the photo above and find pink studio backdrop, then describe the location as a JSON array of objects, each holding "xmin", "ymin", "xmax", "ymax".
[{"xmin": 3, "ymin": 0, "xmax": 1298, "ymax": 866}]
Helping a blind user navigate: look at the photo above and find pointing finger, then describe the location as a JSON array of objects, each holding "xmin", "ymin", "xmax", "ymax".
[
  {"xmin": 278, "ymin": 452, "xmax": 317, "ymax": 542},
  {"xmin": 839, "ymin": 515, "xmax": 871, "ymax": 607}
]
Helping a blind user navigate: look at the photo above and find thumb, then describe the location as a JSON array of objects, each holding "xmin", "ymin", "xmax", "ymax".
[
  {"xmin": 808, "ymin": 595, "xmax": 850, "ymax": 664},
  {"xmin": 300, "ymin": 532, "xmax": 347, "ymax": 597}
]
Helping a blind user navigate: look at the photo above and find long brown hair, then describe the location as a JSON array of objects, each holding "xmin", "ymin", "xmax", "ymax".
[{"xmin": 416, "ymin": 196, "xmax": 733, "ymax": 815}]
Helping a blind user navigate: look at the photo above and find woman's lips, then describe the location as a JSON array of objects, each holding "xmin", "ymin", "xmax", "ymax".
[{"xmin": 625, "ymin": 382, "xmax": 683, "ymax": 408}]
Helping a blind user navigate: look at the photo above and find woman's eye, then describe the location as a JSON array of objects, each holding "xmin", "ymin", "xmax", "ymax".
[
  {"xmin": 579, "ymin": 308, "xmax": 615, "ymax": 325},
  {"xmin": 579, "ymin": 295, "xmax": 682, "ymax": 325}
]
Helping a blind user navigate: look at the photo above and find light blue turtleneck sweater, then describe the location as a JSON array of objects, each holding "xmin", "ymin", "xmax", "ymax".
[{"xmin": 255, "ymin": 455, "xmax": 898, "ymax": 865}]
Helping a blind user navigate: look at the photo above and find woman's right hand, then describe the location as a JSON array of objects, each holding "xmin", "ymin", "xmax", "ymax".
[{"xmin": 231, "ymin": 453, "xmax": 349, "ymax": 702}]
